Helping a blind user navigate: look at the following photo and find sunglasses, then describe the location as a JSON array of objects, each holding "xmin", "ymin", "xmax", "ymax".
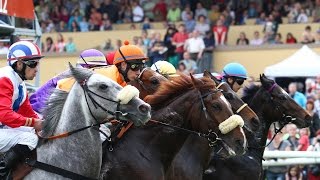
[
  {"xmin": 235, "ymin": 79, "xmax": 245, "ymax": 85},
  {"xmin": 22, "ymin": 60, "xmax": 39, "ymax": 68},
  {"xmin": 128, "ymin": 63, "xmax": 144, "ymax": 71}
]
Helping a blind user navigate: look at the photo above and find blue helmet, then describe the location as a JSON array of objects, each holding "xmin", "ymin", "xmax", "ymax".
[{"xmin": 222, "ymin": 63, "xmax": 248, "ymax": 79}]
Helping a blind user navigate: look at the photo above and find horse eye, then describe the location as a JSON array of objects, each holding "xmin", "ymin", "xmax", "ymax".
[
  {"xmin": 212, "ymin": 104, "xmax": 221, "ymax": 110},
  {"xmin": 151, "ymin": 79, "xmax": 159, "ymax": 85},
  {"xmin": 99, "ymin": 84, "xmax": 108, "ymax": 90}
]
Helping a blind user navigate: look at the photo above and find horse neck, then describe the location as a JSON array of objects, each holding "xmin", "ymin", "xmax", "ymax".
[
  {"xmin": 247, "ymin": 89, "xmax": 279, "ymax": 160},
  {"xmin": 38, "ymin": 91, "xmax": 102, "ymax": 178},
  {"xmin": 150, "ymin": 90, "xmax": 201, "ymax": 167}
]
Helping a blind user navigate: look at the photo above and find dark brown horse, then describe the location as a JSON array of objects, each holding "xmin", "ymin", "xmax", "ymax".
[
  {"xmin": 165, "ymin": 71, "xmax": 261, "ymax": 180},
  {"xmin": 100, "ymin": 75, "xmax": 247, "ymax": 180},
  {"xmin": 204, "ymin": 74, "xmax": 312, "ymax": 180}
]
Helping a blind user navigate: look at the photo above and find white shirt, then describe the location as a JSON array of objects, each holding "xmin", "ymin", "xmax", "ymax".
[
  {"xmin": 250, "ymin": 38, "xmax": 264, "ymax": 45},
  {"xmin": 297, "ymin": 13, "xmax": 308, "ymax": 23},
  {"xmin": 132, "ymin": 5, "xmax": 144, "ymax": 22},
  {"xmin": 185, "ymin": 37, "xmax": 205, "ymax": 54}
]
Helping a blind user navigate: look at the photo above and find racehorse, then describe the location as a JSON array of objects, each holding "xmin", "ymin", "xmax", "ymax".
[
  {"xmin": 204, "ymin": 74, "xmax": 312, "ymax": 180},
  {"xmin": 24, "ymin": 65, "xmax": 151, "ymax": 179},
  {"xmin": 100, "ymin": 74, "xmax": 247, "ymax": 180},
  {"xmin": 165, "ymin": 71, "xmax": 261, "ymax": 180}
]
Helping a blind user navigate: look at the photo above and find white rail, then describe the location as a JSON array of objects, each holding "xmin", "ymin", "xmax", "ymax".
[{"xmin": 262, "ymin": 151, "xmax": 320, "ymax": 167}]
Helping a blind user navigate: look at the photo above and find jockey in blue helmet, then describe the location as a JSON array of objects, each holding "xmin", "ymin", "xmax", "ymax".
[{"xmin": 221, "ymin": 62, "xmax": 248, "ymax": 92}]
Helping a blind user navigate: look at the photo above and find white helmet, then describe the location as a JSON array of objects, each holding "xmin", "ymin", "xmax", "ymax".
[{"xmin": 151, "ymin": 61, "xmax": 179, "ymax": 77}]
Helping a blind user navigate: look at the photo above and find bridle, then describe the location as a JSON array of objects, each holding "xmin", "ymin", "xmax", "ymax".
[
  {"xmin": 217, "ymin": 82, "xmax": 248, "ymax": 115},
  {"xmin": 135, "ymin": 68, "xmax": 161, "ymax": 94}
]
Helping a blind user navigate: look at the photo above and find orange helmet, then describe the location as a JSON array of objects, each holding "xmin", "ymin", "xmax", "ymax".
[{"xmin": 113, "ymin": 40, "xmax": 148, "ymax": 65}]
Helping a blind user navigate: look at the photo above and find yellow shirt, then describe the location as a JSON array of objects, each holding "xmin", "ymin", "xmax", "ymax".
[{"xmin": 57, "ymin": 65, "xmax": 127, "ymax": 92}]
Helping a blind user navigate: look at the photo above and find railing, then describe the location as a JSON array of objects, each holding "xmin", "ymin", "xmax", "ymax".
[{"xmin": 263, "ymin": 151, "xmax": 320, "ymax": 167}]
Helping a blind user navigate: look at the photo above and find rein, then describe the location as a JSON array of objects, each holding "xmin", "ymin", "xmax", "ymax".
[{"xmin": 149, "ymin": 119, "xmax": 221, "ymax": 147}]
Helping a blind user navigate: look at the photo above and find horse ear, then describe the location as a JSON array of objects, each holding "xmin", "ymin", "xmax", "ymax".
[
  {"xmin": 260, "ymin": 73, "xmax": 274, "ymax": 89},
  {"xmin": 203, "ymin": 70, "xmax": 212, "ymax": 78},
  {"xmin": 69, "ymin": 62, "xmax": 93, "ymax": 84},
  {"xmin": 190, "ymin": 73, "xmax": 201, "ymax": 88}
]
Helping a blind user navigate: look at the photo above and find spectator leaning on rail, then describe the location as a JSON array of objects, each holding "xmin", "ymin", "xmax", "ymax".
[
  {"xmin": 221, "ymin": 62, "xmax": 248, "ymax": 93},
  {"xmin": 0, "ymin": 41, "xmax": 44, "ymax": 178}
]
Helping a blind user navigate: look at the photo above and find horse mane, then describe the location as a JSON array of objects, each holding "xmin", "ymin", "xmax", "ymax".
[
  {"xmin": 144, "ymin": 74, "xmax": 215, "ymax": 107},
  {"xmin": 41, "ymin": 89, "xmax": 69, "ymax": 137},
  {"xmin": 242, "ymin": 85, "xmax": 261, "ymax": 104}
]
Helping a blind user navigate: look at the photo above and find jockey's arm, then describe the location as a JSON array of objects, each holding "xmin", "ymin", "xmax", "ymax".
[{"xmin": 0, "ymin": 77, "xmax": 38, "ymax": 128}]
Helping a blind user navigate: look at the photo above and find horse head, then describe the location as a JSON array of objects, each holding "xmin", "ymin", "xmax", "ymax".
[
  {"xmin": 145, "ymin": 74, "xmax": 247, "ymax": 159},
  {"xmin": 69, "ymin": 64, "xmax": 151, "ymax": 126},
  {"xmin": 203, "ymin": 70, "xmax": 260, "ymax": 133},
  {"xmin": 129, "ymin": 68, "xmax": 168, "ymax": 99},
  {"xmin": 258, "ymin": 74, "xmax": 311, "ymax": 128}
]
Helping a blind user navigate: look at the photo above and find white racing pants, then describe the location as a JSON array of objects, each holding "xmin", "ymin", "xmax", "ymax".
[{"xmin": 0, "ymin": 126, "xmax": 38, "ymax": 153}]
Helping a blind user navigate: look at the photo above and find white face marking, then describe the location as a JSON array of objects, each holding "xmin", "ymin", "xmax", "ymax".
[{"xmin": 220, "ymin": 95, "xmax": 231, "ymax": 109}]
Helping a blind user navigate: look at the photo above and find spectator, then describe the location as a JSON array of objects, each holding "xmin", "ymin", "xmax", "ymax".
[
  {"xmin": 195, "ymin": 2, "xmax": 208, "ymax": 20},
  {"xmin": 65, "ymin": 37, "xmax": 77, "ymax": 53},
  {"xmin": 55, "ymin": 33, "xmax": 66, "ymax": 53},
  {"xmin": 208, "ymin": 4, "xmax": 220, "ymax": 25},
  {"xmin": 0, "ymin": 42, "xmax": 8, "ymax": 54},
  {"xmin": 250, "ymin": 31, "xmax": 264, "ymax": 45},
  {"xmin": 248, "ymin": 2, "xmax": 258, "ymax": 18},
  {"xmin": 198, "ymin": 31, "xmax": 215, "ymax": 73},
  {"xmin": 184, "ymin": 30, "xmax": 205, "ymax": 61},
  {"xmin": 149, "ymin": 33, "xmax": 166, "ymax": 64},
  {"xmin": 163, "ymin": 27, "xmax": 178, "ymax": 68},
  {"xmin": 118, "ymin": 5, "xmax": 133, "ymax": 23},
  {"xmin": 90, "ymin": 7, "xmax": 102, "ymax": 31},
  {"xmin": 141, "ymin": 17, "xmax": 152, "ymax": 30},
  {"xmin": 132, "ymin": 0, "xmax": 144, "ymax": 23},
  {"xmin": 137, "ymin": 37, "xmax": 148, "ymax": 56},
  {"xmin": 56, "ymin": 20, "xmax": 68, "ymax": 32},
  {"xmin": 194, "ymin": 15, "xmax": 210, "ymax": 38},
  {"xmin": 70, "ymin": 20, "xmax": 80, "ymax": 32},
  {"xmin": 301, "ymin": 26, "xmax": 315, "ymax": 44},
  {"xmin": 307, "ymin": 100, "xmax": 320, "ymax": 139},
  {"xmin": 255, "ymin": 12, "xmax": 266, "ymax": 25},
  {"xmin": 59, "ymin": 7, "xmax": 70, "ymax": 24},
  {"xmin": 142, "ymin": 0, "xmax": 156, "ymax": 21},
  {"xmin": 180, "ymin": 51, "xmax": 198, "ymax": 74},
  {"xmin": 313, "ymin": 0, "xmax": 320, "ymax": 23},
  {"xmin": 285, "ymin": 166, "xmax": 303, "ymax": 180},
  {"xmin": 102, "ymin": 39, "xmax": 114, "ymax": 51},
  {"xmin": 236, "ymin": 32, "xmax": 249, "ymax": 45},
  {"xmin": 315, "ymin": 29, "xmax": 320, "ymax": 44},
  {"xmin": 273, "ymin": 33, "xmax": 284, "ymax": 44},
  {"xmin": 307, "ymin": 130, "xmax": 320, "ymax": 179},
  {"xmin": 287, "ymin": 2, "xmax": 301, "ymax": 24},
  {"xmin": 100, "ymin": 19, "xmax": 113, "ymax": 31},
  {"xmin": 153, "ymin": 0, "xmax": 167, "ymax": 21},
  {"xmin": 284, "ymin": 124, "xmax": 300, "ymax": 151},
  {"xmin": 67, "ymin": 9, "xmax": 82, "ymax": 30},
  {"xmin": 172, "ymin": 24, "xmax": 189, "ymax": 61},
  {"xmin": 114, "ymin": 39, "xmax": 122, "ymax": 50},
  {"xmin": 296, "ymin": 9, "xmax": 309, "ymax": 23},
  {"xmin": 184, "ymin": 12, "xmax": 196, "ymax": 33},
  {"xmin": 213, "ymin": 19, "xmax": 228, "ymax": 46},
  {"xmin": 44, "ymin": 37, "xmax": 55, "ymax": 52},
  {"xmin": 263, "ymin": 14, "xmax": 278, "ymax": 43},
  {"xmin": 265, "ymin": 132, "xmax": 291, "ymax": 180},
  {"xmin": 288, "ymin": 82, "xmax": 307, "ymax": 109},
  {"xmin": 50, "ymin": 6, "xmax": 61, "ymax": 24},
  {"xmin": 177, "ymin": 61, "xmax": 188, "ymax": 75},
  {"xmin": 297, "ymin": 128, "xmax": 310, "ymax": 151},
  {"xmin": 181, "ymin": 4, "xmax": 193, "ymax": 22},
  {"xmin": 141, "ymin": 30, "xmax": 151, "ymax": 48},
  {"xmin": 286, "ymin": 33, "xmax": 297, "ymax": 44},
  {"xmin": 100, "ymin": 0, "xmax": 119, "ymax": 23},
  {"xmin": 166, "ymin": 2, "xmax": 181, "ymax": 22},
  {"xmin": 79, "ymin": 17, "xmax": 89, "ymax": 32}
]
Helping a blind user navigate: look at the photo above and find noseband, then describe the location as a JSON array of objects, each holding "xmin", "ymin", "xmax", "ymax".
[{"xmin": 135, "ymin": 68, "xmax": 159, "ymax": 93}]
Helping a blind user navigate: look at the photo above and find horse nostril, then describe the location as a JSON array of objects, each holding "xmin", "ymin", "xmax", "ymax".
[{"xmin": 138, "ymin": 104, "xmax": 150, "ymax": 114}]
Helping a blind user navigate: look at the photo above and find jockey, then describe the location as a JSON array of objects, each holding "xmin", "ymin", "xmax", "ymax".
[
  {"xmin": 30, "ymin": 49, "xmax": 107, "ymax": 114},
  {"xmin": 0, "ymin": 41, "xmax": 44, "ymax": 177},
  {"xmin": 106, "ymin": 51, "xmax": 116, "ymax": 65},
  {"xmin": 57, "ymin": 40, "xmax": 148, "ymax": 90},
  {"xmin": 150, "ymin": 60, "xmax": 179, "ymax": 78},
  {"xmin": 221, "ymin": 62, "xmax": 248, "ymax": 93}
]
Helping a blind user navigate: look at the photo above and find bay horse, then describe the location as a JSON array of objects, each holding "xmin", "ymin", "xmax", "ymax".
[
  {"xmin": 204, "ymin": 74, "xmax": 312, "ymax": 180},
  {"xmin": 24, "ymin": 65, "xmax": 151, "ymax": 179},
  {"xmin": 100, "ymin": 74, "xmax": 247, "ymax": 180}
]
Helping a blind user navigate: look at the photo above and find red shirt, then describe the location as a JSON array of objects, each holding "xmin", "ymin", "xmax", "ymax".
[
  {"xmin": 213, "ymin": 26, "xmax": 228, "ymax": 45},
  {"xmin": 286, "ymin": 38, "xmax": 297, "ymax": 44},
  {"xmin": 298, "ymin": 135, "xmax": 309, "ymax": 151},
  {"xmin": 153, "ymin": 2, "xmax": 167, "ymax": 19},
  {"xmin": 172, "ymin": 32, "xmax": 189, "ymax": 53}
]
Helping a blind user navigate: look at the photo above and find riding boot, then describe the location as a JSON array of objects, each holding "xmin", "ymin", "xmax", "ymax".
[{"xmin": 0, "ymin": 145, "xmax": 31, "ymax": 178}]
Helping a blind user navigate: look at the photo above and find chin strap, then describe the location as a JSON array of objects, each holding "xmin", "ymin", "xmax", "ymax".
[
  {"xmin": 13, "ymin": 63, "xmax": 27, "ymax": 80},
  {"xmin": 119, "ymin": 64, "xmax": 131, "ymax": 82}
]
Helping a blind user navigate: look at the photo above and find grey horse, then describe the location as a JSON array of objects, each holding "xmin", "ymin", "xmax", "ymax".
[{"xmin": 24, "ymin": 65, "xmax": 151, "ymax": 179}]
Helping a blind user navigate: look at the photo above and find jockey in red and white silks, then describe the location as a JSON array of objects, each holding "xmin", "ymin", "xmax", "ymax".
[{"xmin": 0, "ymin": 41, "xmax": 44, "ymax": 178}]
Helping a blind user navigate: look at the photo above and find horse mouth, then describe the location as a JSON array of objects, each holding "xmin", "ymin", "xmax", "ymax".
[{"xmin": 125, "ymin": 112, "xmax": 151, "ymax": 126}]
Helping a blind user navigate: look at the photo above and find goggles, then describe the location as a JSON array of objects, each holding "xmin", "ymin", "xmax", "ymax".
[
  {"xmin": 128, "ymin": 63, "xmax": 145, "ymax": 71},
  {"xmin": 235, "ymin": 78, "xmax": 245, "ymax": 85},
  {"xmin": 22, "ymin": 60, "xmax": 39, "ymax": 68}
]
